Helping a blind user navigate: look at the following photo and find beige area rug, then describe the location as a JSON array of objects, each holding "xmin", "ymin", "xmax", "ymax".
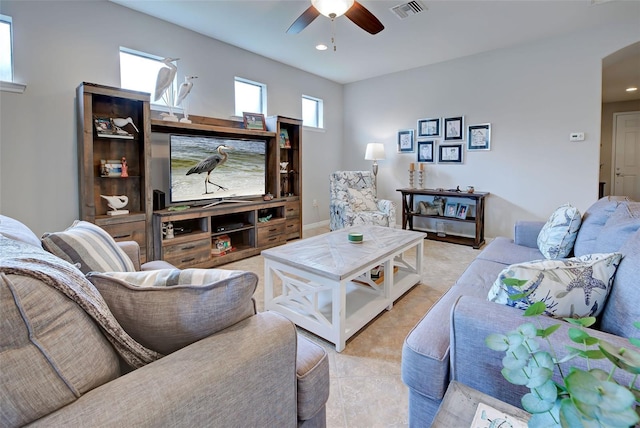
[{"xmin": 223, "ymin": 229, "xmax": 484, "ymax": 428}]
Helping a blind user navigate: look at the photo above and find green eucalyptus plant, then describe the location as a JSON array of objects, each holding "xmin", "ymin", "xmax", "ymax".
[{"xmin": 486, "ymin": 280, "xmax": 640, "ymax": 428}]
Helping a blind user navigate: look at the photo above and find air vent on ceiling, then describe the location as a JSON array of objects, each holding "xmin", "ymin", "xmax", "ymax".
[{"xmin": 390, "ymin": 1, "xmax": 426, "ymax": 20}]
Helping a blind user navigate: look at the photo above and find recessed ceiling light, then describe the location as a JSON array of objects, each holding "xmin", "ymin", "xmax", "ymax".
[
  {"xmin": 316, "ymin": 44, "xmax": 328, "ymax": 51},
  {"xmin": 626, "ymin": 87, "xmax": 638, "ymax": 92}
]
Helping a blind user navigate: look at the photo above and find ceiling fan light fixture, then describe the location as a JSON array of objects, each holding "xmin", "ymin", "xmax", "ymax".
[{"xmin": 311, "ymin": 0, "xmax": 354, "ymax": 18}]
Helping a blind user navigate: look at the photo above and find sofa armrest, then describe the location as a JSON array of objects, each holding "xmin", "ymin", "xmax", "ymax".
[
  {"xmin": 513, "ymin": 221, "xmax": 545, "ymax": 248},
  {"xmin": 30, "ymin": 312, "xmax": 299, "ymax": 428},
  {"xmin": 117, "ymin": 241, "xmax": 142, "ymax": 271},
  {"xmin": 450, "ymin": 296, "xmax": 638, "ymax": 409}
]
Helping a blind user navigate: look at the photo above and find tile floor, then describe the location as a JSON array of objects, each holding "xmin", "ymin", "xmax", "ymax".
[{"xmin": 224, "ymin": 226, "xmax": 482, "ymax": 428}]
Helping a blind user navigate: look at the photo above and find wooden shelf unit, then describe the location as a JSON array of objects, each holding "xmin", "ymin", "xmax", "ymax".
[
  {"xmin": 151, "ymin": 114, "xmax": 303, "ymax": 267},
  {"xmin": 77, "ymin": 82, "xmax": 152, "ymax": 261},
  {"xmin": 397, "ymin": 188, "xmax": 489, "ymax": 249},
  {"xmin": 154, "ymin": 200, "xmax": 289, "ymax": 268}
]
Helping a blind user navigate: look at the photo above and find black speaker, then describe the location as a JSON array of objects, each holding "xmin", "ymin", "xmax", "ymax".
[{"xmin": 153, "ymin": 189, "xmax": 165, "ymax": 211}]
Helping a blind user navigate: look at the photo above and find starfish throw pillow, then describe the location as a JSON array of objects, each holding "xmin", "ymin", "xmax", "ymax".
[{"xmin": 487, "ymin": 252, "xmax": 623, "ymax": 318}]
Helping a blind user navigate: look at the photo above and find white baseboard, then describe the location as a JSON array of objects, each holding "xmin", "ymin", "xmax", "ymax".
[{"xmin": 303, "ymin": 219, "xmax": 330, "ymax": 231}]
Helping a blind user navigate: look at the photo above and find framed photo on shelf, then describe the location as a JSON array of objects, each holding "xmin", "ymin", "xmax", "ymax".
[
  {"xmin": 468, "ymin": 123, "xmax": 491, "ymax": 151},
  {"xmin": 443, "ymin": 116, "xmax": 464, "ymax": 141},
  {"xmin": 444, "ymin": 202, "xmax": 459, "ymax": 218},
  {"xmin": 456, "ymin": 203, "xmax": 470, "ymax": 219},
  {"xmin": 417, "ymin": 118, "xmax": 440, "ymax": 138},
  {"xmin": 438, "ymin": 143, "xmax": 463, "ymax": 163},
  {"xmin": 417, "ymin": 140, "xmax": 435, "ymax": 163},
  {"xmin": 243, "ymin": 112, "xmax": 266, "ymax": 130},
  {"xmin": 397, "ymin": 129, "xmax": 415, "ymax": 153}
]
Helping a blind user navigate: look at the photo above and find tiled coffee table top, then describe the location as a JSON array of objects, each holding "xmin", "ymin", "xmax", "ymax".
[{"xmin": 261, "ymin": 225, "xmax": 426, "ymax": 280}]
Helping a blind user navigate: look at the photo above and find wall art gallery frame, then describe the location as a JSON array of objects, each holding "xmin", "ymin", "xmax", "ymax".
[
  {"xmin": 438, "ymin": 143, "xmax": 463, "ymax": 164},
  {"xmin": 417, "ymin": 140, "xmax": 435, "ymax": 163},
  {"xmin": 467, "ymin": 123, "xmax": 491, "ymax": 151},
  {"xmin": 397, "ymin": 129, "xmax": 415, "ymax": 153},
  {"xmin": 417, "ymin": 117, "xmax": 440, "ymax": 138},
  {"xmin": 443, "ymin": 116, "xmax": 464, "ymax": 141}
]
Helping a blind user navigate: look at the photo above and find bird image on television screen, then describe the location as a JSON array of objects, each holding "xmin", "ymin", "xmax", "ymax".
[{"xmin": 186, "ymin": 145, "xmax": 232, "ymax": 194}]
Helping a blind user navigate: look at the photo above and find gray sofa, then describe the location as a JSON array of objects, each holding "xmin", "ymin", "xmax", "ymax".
[
  {"xmin": 402, "ymin": 196, "xmax": 640, "ymax": 426},
  {"xmin": 0, "ymin": 215, "xmax": 330, "ymax": 427}
]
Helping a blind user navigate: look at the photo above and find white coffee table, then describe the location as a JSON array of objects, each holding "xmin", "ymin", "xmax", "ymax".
[{"xmin": 262, "ymin": 225, "xmax": 426, "ymax": 351}]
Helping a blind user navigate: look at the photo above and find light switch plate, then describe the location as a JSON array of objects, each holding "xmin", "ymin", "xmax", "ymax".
[{"xmin": 570, "ymin": 132, "xmax": 585, "ymax": 142}]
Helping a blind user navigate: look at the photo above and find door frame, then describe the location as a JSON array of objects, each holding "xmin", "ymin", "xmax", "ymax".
[{"xmin": 610, "ymin": 110, "xmax": 640, "ymax": 196}]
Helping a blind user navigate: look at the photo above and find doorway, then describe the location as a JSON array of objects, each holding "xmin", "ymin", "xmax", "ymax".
[{"xmin": 611, "ymin": 111, "xmax": 640, "ymax": 200}]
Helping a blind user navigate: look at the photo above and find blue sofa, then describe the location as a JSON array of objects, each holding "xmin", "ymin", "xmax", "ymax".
[{"xmin": 401, "ymin": 197, "xmax": 640, "ymax": 426}]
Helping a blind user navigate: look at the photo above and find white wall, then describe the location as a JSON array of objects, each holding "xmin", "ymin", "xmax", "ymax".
[
  {"xmin": 343, "ymin": 23, "xmax": 640, "ymax": 238},
  {"xmin": 0, "ymin": 1, "xmax": 342, "ymax": 236}
]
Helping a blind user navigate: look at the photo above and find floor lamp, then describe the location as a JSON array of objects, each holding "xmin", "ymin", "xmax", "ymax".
[{"xmin": 365, "ymin": 143, "xmax": 386, "ymax": 196}]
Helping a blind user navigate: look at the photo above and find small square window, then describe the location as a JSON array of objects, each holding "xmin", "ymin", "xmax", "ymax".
[
  {"xmin": 302, "ymin": 95, "xmax": 323, "ymax": 128},
  {"xmin": 235, "ymin": 77, "xmax": 266, "ymax": 116},
  {"xmin": 120, "ymin": 47, "xmax": 177, "ymax": 108},
  {"xmin": 0, "ymin": 15, "xmax": 14, "ymax": 82}
]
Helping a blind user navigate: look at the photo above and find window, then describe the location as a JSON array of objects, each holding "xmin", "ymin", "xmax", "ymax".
[
  {"xmin": 119, "ymin": 47, "xmax": 177, "ymax": 108},
  {"xmin": 235, "ymin": 77, "xmax": 266, "ymax": 116},
  {"xmin": 302, "ymin": 95, "xmax": 323, "ymax": 128},
  {"xmin": 0, "ymin": 14, "xmax": 13, "ymax": 82}
]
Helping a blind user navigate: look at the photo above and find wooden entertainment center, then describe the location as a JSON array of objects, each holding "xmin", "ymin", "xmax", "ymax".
[{"xmin": 77, "ymin": 82, "xmax": 302, "ymax": 268}]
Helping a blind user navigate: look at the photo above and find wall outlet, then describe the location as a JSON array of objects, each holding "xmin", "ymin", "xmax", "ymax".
[
  {"xmin": 312, "ymin": 199, "xmax": 318, "ymax": 207},
  {"xmin": 570, "ymin": 132, "xmax": 585, "ymax": 142}
]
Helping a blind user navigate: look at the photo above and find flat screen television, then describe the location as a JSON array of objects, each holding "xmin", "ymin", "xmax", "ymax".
[{"xmin": 169, "ymin": 134, "xmax": 267, "ymax": 205}]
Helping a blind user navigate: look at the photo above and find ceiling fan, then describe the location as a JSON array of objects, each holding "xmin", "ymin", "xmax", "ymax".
[{"xmin": 287, "ymin": 0, "xmax": 384, "ymax": 35}]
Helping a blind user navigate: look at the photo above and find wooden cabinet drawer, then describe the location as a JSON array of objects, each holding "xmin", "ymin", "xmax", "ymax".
[
  {"xmin": 163, "ymin": 237, "xmax": 211, "ymax": 267},
  {"xmin": 285, "ymin": 218, "xmax": 301, "ymax": 240},
  {"xmin": 257, "ymin": 221, "xmax": 285, "ymax": 247},
  {"xmin": 285, "ymin": 201, "xmax": 300, "ymax": 218},
  {"xmin": 101, "ymin": 221, "xmax": 147, "ymax": 260}
]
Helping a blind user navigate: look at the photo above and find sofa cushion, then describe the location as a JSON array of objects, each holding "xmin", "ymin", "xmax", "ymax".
[
  {"xmin": 537, "ymin": 204, "xmax": 582, "ymax": 259},
  {"xmin": 600, "ymin": 229, "xmax": 640, "ymax": 338},
  {"xmin": 347, "ymin": 187, "xmax": 378, "ymax": 211},
  {"xmin": 573, "ymin": 196, "xmax": 628, "ymax": 256},
  {"xmin": 594, "ymin": 201, "xmax": 640, "ymax": 253},
  {"xmin": 296, "ymin": 334, "xmax": 330, "ymax": 421},
  {"xmin": 0, "ymin": 236, "xmax": 120, "ymax": 427},
  {"xmin": 0, "ymin": 215, "xmax": 42, "ymax": 248},
  {"xmin": 476, "ymin": 236, "xmax": 544, "ymax": 266},
  {"xmin": 87, "ymin": 269, "xmax": 258, "ymax": 354},
  {"xmin": 41, "ymin": 220, "xmax": 135, "ymax": 274},
  {"xmin": 487, "ymin": 252, "xmax": 622, "ymax": 318}
]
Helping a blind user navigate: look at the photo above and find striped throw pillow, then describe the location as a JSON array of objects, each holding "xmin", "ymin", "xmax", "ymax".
[{"xmin": 41, "ymin": 220, "xmax": 135, "ymax": 274}]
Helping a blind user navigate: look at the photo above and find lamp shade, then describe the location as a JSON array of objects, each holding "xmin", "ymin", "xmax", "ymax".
[
  {"xmin": 365, "ymin": 143, "xmax": 386, "ymax": 160},
  {"xmin": 311, "ymin": 0, "xmax": 355, "ymax": 18}
]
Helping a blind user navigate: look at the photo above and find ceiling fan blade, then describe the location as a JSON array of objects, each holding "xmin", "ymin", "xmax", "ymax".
[
  {"xmin": 345, "ymin": 1, "xmax": 384, "ymax": 35},
  {"xmin": 286, "ymin": 5, "xmax": 320, "ymax": 34}
]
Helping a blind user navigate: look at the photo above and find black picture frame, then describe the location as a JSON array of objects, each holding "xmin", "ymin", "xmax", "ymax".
[
  {"xmin": 417, "ymin": 140, "xmax": 435, "ymax": 163},
  {"xmin": 417, "ymin": 118, "xmax": 440, "ymax": 138},
  {"xmin": 443, "ymin": 116, "xmax": 464, "ymax": 141},
  {"xmin": 438, "ymin": 143, "xmax": 463, "ymax": 163},
  {"xmin": 467, "ymin": 123, "xmax": 491, "ymax": 151},
  {"xmin": 397, "ymin": 129, "xmax": 415, "ymax": 153}
]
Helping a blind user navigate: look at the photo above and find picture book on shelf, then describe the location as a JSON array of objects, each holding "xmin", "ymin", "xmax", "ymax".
[{"xmin": 279, "ymin": 129, "xmax": 290, "ymax": 148}]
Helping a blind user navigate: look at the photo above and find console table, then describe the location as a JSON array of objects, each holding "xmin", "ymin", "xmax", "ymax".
[{"xmin": 397, "ymin": 188, "xmax": 489, "ymax": 249}]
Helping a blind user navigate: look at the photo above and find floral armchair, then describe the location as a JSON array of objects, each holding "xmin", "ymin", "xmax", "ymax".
[{"xmin": 329, "ymin": 171, "xmax": 396, "ymax": 230}]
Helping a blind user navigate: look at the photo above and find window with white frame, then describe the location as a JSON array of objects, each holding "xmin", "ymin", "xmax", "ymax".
[
  {"xmin": 0, "ymin": 15, "xmax": 14, "ymax": 82},
  {"xmin": 119, "ymin": 47, "xmax": 178, "ymax": 108},
  {"xmin": 235, "ymin": 77, "xmax": 266, "ymax": 116},
  {"xmin": 302, "ymin": 95, "xmax": 323, "ymax": 128}
]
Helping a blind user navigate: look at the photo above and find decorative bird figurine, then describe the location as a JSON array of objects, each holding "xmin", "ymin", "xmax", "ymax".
[
  {"xmin": 154, "ymin": 57, "xmax": 179, "ymax": 102},
  {"xmin": 112, "ymin": 117, "xmax": 139, "ymax": 133},
  {"xmin": 186, "ymin": 145, "xmax": 232, "ymax": 194},
  {"xmin": 176, "ymin": 75, "xmax": 198, "ymax": 106},
  {"xmin": 100, "ymin": 195, "xmax": 129, "ymax": 216}
]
